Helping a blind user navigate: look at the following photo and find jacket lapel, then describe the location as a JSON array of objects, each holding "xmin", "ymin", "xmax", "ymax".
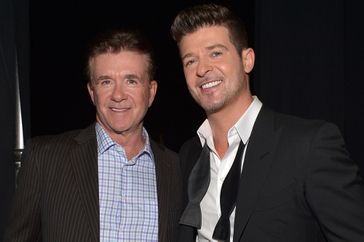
[
  {"xmin": 70, "ymin": 124, "xmax": 99, "ymax": 241},
  {"xmin": 151, "ymin": 140, "xmax": 172, "ymax": 242},
  {"xmin": 233, "ymin": 107, "xmax": 281, "ymax": 241},
  {"xmin": 178, "ymin": 137, "xmax": 203, "ymax": 242}
]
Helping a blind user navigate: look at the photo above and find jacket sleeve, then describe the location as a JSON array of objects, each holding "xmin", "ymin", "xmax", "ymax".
[{"xmin": 305, "ymin": 122, "xmax": 364, "ymax": 241}]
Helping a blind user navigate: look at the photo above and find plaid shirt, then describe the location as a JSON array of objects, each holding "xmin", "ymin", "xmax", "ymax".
[{"xmin": 96, "ymin": 123, "xmax": 158, "ymax": 241}]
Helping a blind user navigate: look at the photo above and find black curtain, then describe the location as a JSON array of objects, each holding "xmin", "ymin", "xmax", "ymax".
[
  {"xmin": 343, "ymin": 1, "xmax": 364, "ymax": 176},
  {"xmin": 0, "ymin": 0, "xmax": 16, "ymax": 238},
  {"xmin": 254, "ymin": 0, "xmax": 364, "ymax": 175}
]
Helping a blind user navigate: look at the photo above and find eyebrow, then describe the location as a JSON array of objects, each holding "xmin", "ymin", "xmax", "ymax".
[
  {"xmin": 94, "ymin": 75, "xmax": 112, "ymax": 83},
  {"xmin": 94, "ymin": 73, "xmax": 141, "ymax": 82},
  {"xmin": 206, "ymin": 44, "xmax": 228, "ymax": 51},
  {"xmin": 124, "ymin": 74, "xmax": 140, "ymax": 80},
  {"xmin": 181, "ymin": 44, "xmax": 228, "ymax": 61}
]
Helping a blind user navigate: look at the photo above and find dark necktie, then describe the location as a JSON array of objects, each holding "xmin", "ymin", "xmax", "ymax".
[
  {"xmin": 179, "ymin": 143, "xmax": 210, "ymax": 228},
  {"xmin": 213, "ymin": 140, "xmax": 245, "ymax": 241}
]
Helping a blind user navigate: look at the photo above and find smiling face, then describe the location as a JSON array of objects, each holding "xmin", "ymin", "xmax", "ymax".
[
  {"xmin": 87, "ymin": 50, "xmax": 157, "ymax": 140},
  {"xmin": 179, "ymin": 25, "xmax": 254, "ymax": 115}
]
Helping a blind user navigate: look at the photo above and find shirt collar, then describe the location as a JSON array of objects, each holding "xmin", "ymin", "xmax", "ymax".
[
  {"xmin": 95, "ymin": 122, "xmax": 153, "ymax": 158},
  {"xmin": 197, "ymin": 96, "xmax": 263, "ymax": 146}
]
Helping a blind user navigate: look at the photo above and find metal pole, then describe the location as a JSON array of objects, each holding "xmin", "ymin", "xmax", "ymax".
[{"xmin": 14, "ymin": 54, "xmax": 24, "ymax": 182}]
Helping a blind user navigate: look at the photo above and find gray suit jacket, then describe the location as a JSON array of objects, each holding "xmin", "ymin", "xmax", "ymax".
[
  {"xmin": 179, "ymin": 107, "xmax": 364, "ymax": 242},
  {"xmin": 4, "ymin": 124, "xmax": 182, "ymax": 242}
]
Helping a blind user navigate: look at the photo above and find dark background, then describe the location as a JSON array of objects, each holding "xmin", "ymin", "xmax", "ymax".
[
  {"xmin": 29, "ymin": 0, "xmax": 251, "ymax": 151},
  {"xmin": 1, "ymin": 0, "xmax": 363, "ymax": 239}
]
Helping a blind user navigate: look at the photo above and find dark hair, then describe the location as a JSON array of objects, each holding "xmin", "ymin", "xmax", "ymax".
[
  {"xmin": 170, "ymin": 3, "xmax": 248, "ymax": 54},
  {"xmin": 86, "ymin": 28, "xmax": 156, "ymax": 82}
]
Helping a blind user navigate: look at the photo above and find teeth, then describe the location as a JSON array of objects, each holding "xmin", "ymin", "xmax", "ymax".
[
  {"xmin": 111, "ymin": 108, "xmax": 127, "ymax": 111},
  {"xmin": 201, "ymin": 80, "xmax": 221, "ymax": 89}
]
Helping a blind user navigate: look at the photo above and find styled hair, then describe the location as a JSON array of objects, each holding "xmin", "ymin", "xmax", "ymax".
[
  {"xmin": 86, "ymin": 29, "xmax": 156, "ymax": 82},
  {"xmin": 170, "ymin": 3, "xmax": 248, "ymax": 54}
]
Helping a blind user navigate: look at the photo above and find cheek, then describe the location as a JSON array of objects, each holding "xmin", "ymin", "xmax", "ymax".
[
  {"xmin": 93, "ymin": 91, "xmax": 110, "ymax": 106},
  {"xmin": 186, "ymin": 79, "xmax": 198, "ymax": 93},
  {"xmin": 183, "ymin": 71, "xmax": 195, "ymax": 87},
  {"xmin": 183, "ymin": 66, "xmax": 195, "ymax": 78},
  {"xmin": 133, "ymin": 90, "xmax": 151, "ymax": 106}
]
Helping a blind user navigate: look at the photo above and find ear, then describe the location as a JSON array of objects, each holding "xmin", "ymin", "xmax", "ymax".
[
  {"xmin": 242, "ymin": 48, "xmax": 255, "ymax": 74},
  {"xmin": 148, "ymin": 80, "xmax": 158, "ymax": 107},
  {"xmin": 87, "ymin": 82, "xmax": 96, "ymax": 105}
]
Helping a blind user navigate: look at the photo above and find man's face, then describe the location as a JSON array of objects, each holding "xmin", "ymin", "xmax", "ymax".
[
  {"xmin": 87, "ymin": 51, "xmax": 157, "ymax": 139},
  {"xmin": 179, "ymin": 25, "xmax": 254, "ymax": 115}
]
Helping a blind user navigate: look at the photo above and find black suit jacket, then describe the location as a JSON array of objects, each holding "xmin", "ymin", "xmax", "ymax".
[
  {"xmin": 179, "ymin": 107, "xmax": 364, "ymax": 242},
  {"xmin": 4, "ymin": 124, "xmax": 182, "ymax": 242}
]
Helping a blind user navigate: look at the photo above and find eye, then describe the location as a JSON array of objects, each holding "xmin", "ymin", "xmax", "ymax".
[
  {"xmin": 211, "ymin": 51, "xmax": 222, "ymax": 58},
  {"xmin": 127, "ymin": 79, "xmax": 138, "ymax": 85},
  {"xmin": 184, "ymin": 58, "xmax": 196, "ymax": 67},
  {"xmin": 100, "ymin": 79, "xmax": 112, "ymax": 86}
]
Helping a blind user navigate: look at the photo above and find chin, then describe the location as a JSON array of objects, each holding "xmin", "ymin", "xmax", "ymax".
[{"xmin": 204, "ymin": 106, "xmax": 222, "ymax": 115}]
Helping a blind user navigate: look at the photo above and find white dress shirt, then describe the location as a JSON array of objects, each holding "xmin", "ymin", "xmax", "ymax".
[{"xmin": 196, "ymin": 96, "xmax": 262, "ymax": 242}]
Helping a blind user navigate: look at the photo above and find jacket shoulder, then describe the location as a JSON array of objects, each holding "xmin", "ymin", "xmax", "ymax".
[
  {"xmin": 179, "ymin": 136, "xmax": 201, "ymax": 157},
  {"xmin": 25, "ymin": 129, "xmax": 83, "ymax": 150},
  {"xmin": 150, "ymin": 139, "xmax": 178, "ymax": 161},
  {"xmin": 272, "ymin": 110, "xmax": 338, "ymax": 137}
]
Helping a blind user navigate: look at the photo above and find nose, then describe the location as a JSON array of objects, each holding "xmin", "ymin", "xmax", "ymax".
[
  {"xmin": 196, "ymin": 59, "xmax": 212, "ymax": 77},
  {"xmin": 111, "ymin": 82, "xmax": 127, "ymax": 102}
]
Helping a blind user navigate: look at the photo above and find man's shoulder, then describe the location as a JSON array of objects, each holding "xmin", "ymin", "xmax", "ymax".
[
  {"xmin": 26, "ymin": 124, "xmax": 95, "ymax": 149},
  {"xmin": 266, "ymin": 108, "xmax": 341, "ymax": 138},
  {"xmin": 180, "ymin": 135, "xmax": 200, "ymax": 149},
  {"xmin": 179, "ymin": 136, "xmax": 201, "ymax": 160},
  {"xmin": 150, "ymin": 139, "xmax": 178, "ymax": 159}
]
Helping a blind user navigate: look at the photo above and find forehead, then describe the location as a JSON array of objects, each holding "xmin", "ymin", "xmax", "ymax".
[
  {"xmin": 90, "ymin": 51, "xmax": 148, "ymax": 76},
  {"xmin": 179, "ymin": 26, "xmax": 231, "ymax": 53}
]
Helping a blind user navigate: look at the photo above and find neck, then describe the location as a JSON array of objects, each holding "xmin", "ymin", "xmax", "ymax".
[
  {"xmin": 110, "ymin": 128, "xmax": 146, "ymax": 161},
  {"xmin": 207, "ymin": 95, "xmax": 253, "ymax": 158}
]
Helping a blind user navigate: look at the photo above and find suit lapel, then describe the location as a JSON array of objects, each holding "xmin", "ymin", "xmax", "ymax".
[
  {"xmin": 233, "ymin": 108, "xmax": 281, "ymax": 241},
  {"xmin": 151, "ymin": 140, "xmax": 172, "ymax": 242},
  {"xmin": 70, "ymin": 124, "xmax": 99, "ymax": 241},
  {"xmin": 179, "ymin": 137, "xmax": 203, "ymax": 242}
]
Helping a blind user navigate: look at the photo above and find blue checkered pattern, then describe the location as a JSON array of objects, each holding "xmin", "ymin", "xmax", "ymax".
[{"xmin": 96, "ymin": 123, "xmax": 158, "ymax": 241}]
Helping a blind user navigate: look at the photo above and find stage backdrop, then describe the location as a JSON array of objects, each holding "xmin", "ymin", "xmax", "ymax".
[{"xmin": 29, "ymin": 0, "xmax": 363, "ymax": 169}]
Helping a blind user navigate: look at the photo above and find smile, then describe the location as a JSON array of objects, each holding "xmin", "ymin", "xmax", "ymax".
[
  {"xmin": 111, "ymin": 107, "xmax": 129, "ymax": 112},
  {"xmin": 201, "ymin": 80, "xmax": 222, "ymax": 89}
]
